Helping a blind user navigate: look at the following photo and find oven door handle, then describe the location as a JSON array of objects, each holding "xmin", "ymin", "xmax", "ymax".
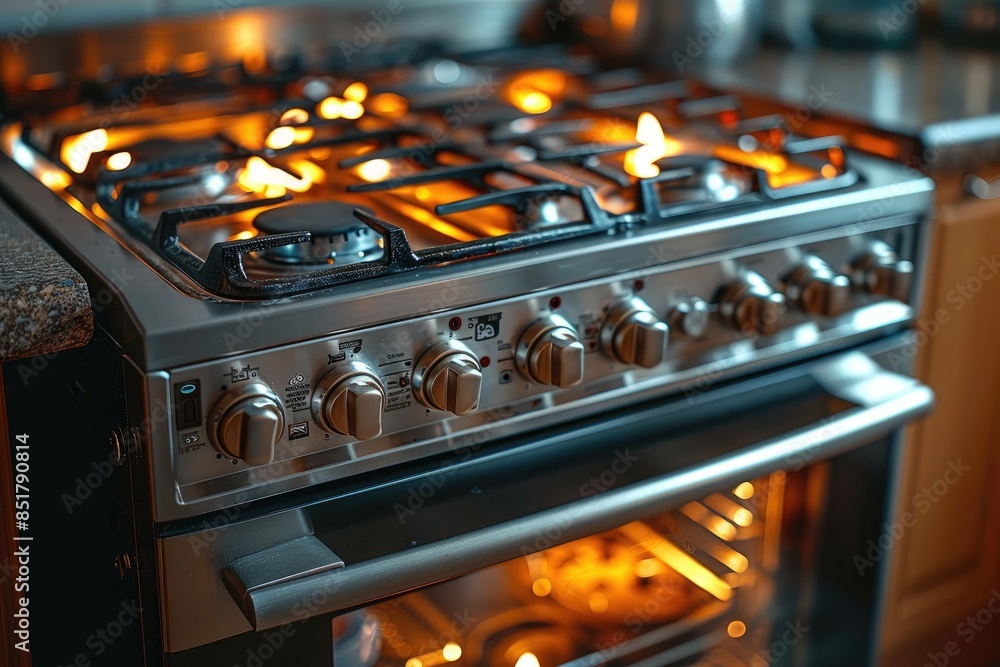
[{"xmin": 222, "ymin": 351, "xmax": 933, "ymax": 631}]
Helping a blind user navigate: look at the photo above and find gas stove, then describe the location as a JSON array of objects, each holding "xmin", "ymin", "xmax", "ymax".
[
  {"xmin": 0, "ymin": 24, "xmax": 939, "ymax": 667},
  {"xmin": 0, "ymin": 46, "xmax": 932, "ymax": 523},
  {"xmin": 5, "ymin": 49, "xmax": 860, "ymax": 301}
]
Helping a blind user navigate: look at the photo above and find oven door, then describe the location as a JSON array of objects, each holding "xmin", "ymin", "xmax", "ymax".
[{"xmin": 162, "ymin": 337, "xmax": 932, "ymax": 667}]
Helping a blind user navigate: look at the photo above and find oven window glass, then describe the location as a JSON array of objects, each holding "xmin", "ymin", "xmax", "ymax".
[{"xmin": 334, "ymin": 472, "xmax": 794, "ymax": 667}]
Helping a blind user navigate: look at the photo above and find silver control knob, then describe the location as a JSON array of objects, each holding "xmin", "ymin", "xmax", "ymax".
[
  {"xmin": 208, "ymin": 382, "xmax": 284, "ymax": 466},
  {"xmin": 601, "ymin": 297, "xmax": 669, "ymax": 368},
  {"xmin": 413, "ymin": 341, "xmax": 483, "ymax": 416},
  {"xmin": 668, "ymin": 297, "xmax": 711, "ymax": 340},
  {"xmin": 517, "ymin": 314, "xmax": 585, "ymax": 387},
  {"xmin": 852, "ymin": 241, "xmax": 914, "ymax": 301},
  {"xmin": 719, "ymin": 272, "xmax": 787, "ymax": 335},
  {"xmin": 312, "ymin": 362, "xmax": 386, "ymax": 440},
  {"xmin": 784, "ymin": 256, "xmax": 852, "ymax": 316}
]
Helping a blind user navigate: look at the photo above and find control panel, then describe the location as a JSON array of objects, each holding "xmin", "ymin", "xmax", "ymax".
[{"xmin": 165, "ymin": 225, "xmax": 919, "ymax": 506}]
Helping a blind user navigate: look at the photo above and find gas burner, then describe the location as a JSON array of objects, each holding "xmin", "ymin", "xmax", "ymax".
[
  {"xmin": 11, "ymin": 49, "xmax": 860, "ymax": 298},
  {"xmin": 252, "ymin": 202, "xmax": 384, "ymax": 267}
]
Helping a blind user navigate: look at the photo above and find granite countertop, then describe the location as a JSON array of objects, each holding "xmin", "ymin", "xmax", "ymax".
[{"xmin": 0, "ymin": 198, "xmax": 93, "ymax": 362}]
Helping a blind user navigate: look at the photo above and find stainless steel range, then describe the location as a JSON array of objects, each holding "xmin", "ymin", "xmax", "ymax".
[{"xmin": 0, "ymin": 14, "xmax": 934, "ymax": 667}]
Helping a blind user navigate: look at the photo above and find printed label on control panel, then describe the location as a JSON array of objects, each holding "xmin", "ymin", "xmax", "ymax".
[
  {"xmin": 284, "ymin": 379, "xmax": 312, "ymax": 413},
  {"xmin": 228, "ymin": 365, "xmax": 259, "ymax": 383},
  {"xmin": 470, "ymin": 313, "xmax": 502, "ymax": 341},
  {"xmin": 339, "ymin": 339, "xmax": 363, "ymax": 352}
]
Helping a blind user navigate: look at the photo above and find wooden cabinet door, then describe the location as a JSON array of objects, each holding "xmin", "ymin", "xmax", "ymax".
[{"xmin": 880, "ymin": 192, "xmax": 1000, "ymax": 664}]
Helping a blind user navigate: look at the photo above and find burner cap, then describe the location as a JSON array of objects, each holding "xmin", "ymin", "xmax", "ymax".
[{"xmin": 253, "ymin": 202, "xmax": 383, "ymax": 266}]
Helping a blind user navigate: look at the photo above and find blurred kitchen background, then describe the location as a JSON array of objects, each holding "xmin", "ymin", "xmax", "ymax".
[{"xmin": 2, "ymin": 0, "xmax": 1000, "ymax": 51}]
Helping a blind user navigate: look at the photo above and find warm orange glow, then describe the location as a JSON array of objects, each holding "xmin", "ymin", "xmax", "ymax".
[
  {"xmin": 680, "ymin": 502, "xmax": 737, "ymax": 541},
  {"xmin": 515, "ymin": 653, "xmax": 540, "ymax": 667},
  {"xmin": 26, "ymin": 72, "xmax": 62, "ymax": 91},
  {"xmin": 623, "ymin": 147, "xmax": 662, "ymax": 179},
  {"xmin": 177, "ymin": 52, "xmax": 210, "ymax": 73},
  {"xmin": 442, "ymin": 643, "xmax": 462, "ymax": 662},
  {"xmin": 705, "ymin": 494, "xmax": 754, "ymax": 527},
  {"xmin": 229, "ymin": 230, "xmax": 257, "ymax": 241},
  {"xmin": 582, "ymin": 15, "xmax": 608, "ymax": 36},
  {"xmin": 713, "ymin": 145, "xmax": 788, "ymax": 174},
  {"xmin": 414, "ymin": 186, "xmax": 431, "ymax": 200},
  {"xmin": 531, "ymin": 578, "xmax": 552, "ymax": 596},
  {"xmin": 343, "ymin": 81, "xmax": 369, "ymax": 103},
  {"xmin": 854, "ymin": 133, "xmax": 900, "ymax": 159},
  {"xmin": 400, "ymin": 643, "xmax": 496, "ymax": 667},
  {"xmin": 508, "ymin": 70, "xmax": 567, "ymax": 95},
  {"xmin": 265, "ymin": 126, "xmax": 313, "ymax": 150},
  {"xmin": 610, "ymin": 0, "xmax": 640, "ymax": 33},
  {"xmin": 733, "ymin": 482, "xmax": 755, "ymax": 500},
  {"xmin": 242, "ymin": 50, "xmax": 266, "ymax": 75},
  {"xmin": 106, "ymin": 152, "xmax": 132, "ymax": 171},
  {"xmin": 317, "ymin": 97, "xmax": 344, "ymax": 120},
  {"xmin": 620, "ymin": 522, "xmax": 733, "ymax": 601},
  {"xmin": 368, "ymin": 92, "xmax": 409, "ymax": 118},
  {"xmin": 507, "ymin": 70, "xmax": 566, "ymax": 115},
  {"xmin": 692, "ymin": 537, "xmax": 750, "ymax": 574},
  {"xmin": 239, "ymin": 156, "xmax": 315, "ymax": 194},
  {"xmin": 767, "ymin": 164, "xmax": 820, "ymax": 189},
  {"xmin": 634, "ymin": 558, "xmax": 664, "ymax": 578},
  {"xmin": 635, "ymin": 112, "xmax": 665, "ymax": 145},
  {"xmin": 280, "ymin": 108, "xmax": 309, "ymax": 125},
  {"xmin": 828, "ymin": 145, "xmax": 846, "ymax": 168},
  {"xmin": 62, "ymin": 129, "xmax": 108, "ymax": 173},
  {"xmin": 293, "ymin": 127, "xmax": 315, "ymax": 144},
  {"xmin": 39, "ymin": 169, "xmax": 71, "ymax": 190},
  {"xmin": 265, "ymin": 126, "xmax": 296, "ymax": 150},
  {"xmin": 512, "ymin": 90, "xmax": 553, "ymax": 115},
  {"xmin": 391, "ymin": 199, "xmax": 484, "ymax": 242},
  {"xmin": 356, "ymin": 159, "xmax": 392, "ymax": 182},
  {"xmin": 587, "ymin": 592, "xmax": 609, "ymax": 614},
  {"xmin": 728, "ymin": 620, "xmax": 747, "ymax": 638},
  {"xmin": 821, "ymin": 164, "xmax": 838, "ymax": 179},
  {"xmin": 624, "ymin": 112, "xmax": 682, "ymax": 179},
  {"xmin": 288, "ymin": 158, "xmax": 326, "ymax": 185},
  {"xmin": 341, "ymin": 100, "xmax": 365, "ymax": 120}
]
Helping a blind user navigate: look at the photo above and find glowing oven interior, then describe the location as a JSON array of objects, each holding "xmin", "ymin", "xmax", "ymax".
[{"xmin": 335, "ymin": 472, "xmax": 790, "ymax": 667}]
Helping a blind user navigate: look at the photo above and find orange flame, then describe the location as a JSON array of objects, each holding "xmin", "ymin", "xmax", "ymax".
[{"xmin": 623, "ymin": 113, "xmax": 681, "ymax": 178}]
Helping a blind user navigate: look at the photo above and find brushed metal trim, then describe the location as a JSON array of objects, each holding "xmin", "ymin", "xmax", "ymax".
[
  {"xmin": 0, "ymin": 151, "xmax": 934, "ymax": 371},
  {"xmin": 214, "ymin": 351, "xmax": 933, "ymax": 634},
  {"xmin": 153, "ymin": 300, "xmax": 918, "ymax": 522},
  {"xmin": 222, "ymin": 536, "xmax": 344, "ymax": 617},
  {"xmin": 148, "ymin": 213, "xmax": 924, "ymax": 524},
  {"xmin": 157, "ymin": 509, "xmax": 316, "ymax": 651}
]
